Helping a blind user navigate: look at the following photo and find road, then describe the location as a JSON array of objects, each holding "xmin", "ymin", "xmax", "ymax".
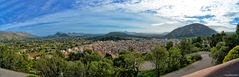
[
  {"xmin": 162, "ymin": 52, "xmax": 214, "ymax": 77},
  {"xmin": 184, "ymin": 58, "xmax": 239, "ymax": 77},
  {"xmin": 0, "ymin": 68, "xmax": 27, "ymax": 77},
  {"xmin": 140, "ymin": 61, "xmax": 155, "ymax": 71}
]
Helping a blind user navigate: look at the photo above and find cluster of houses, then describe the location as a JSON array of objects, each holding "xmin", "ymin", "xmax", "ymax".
[{"xmin": 62, "ymin": 39, "xmax": 180, "ymax": 58}]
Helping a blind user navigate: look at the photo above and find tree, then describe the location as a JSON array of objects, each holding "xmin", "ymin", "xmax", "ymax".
[
  {"xmin": 0, "ymin": 46, "xmax": 32, "ymax": 73},
  {"xmin": 148, "ymin": 46, "xmax": 168, "ymax": 77},
  {"xmin": 236, "ymin": 23, "xmax": 239, "ymax": 35},
  {"xmin": 63, "ymin": 61, "xmax": 85, "ymax": 77},
  {"xmin": 67, "ymin": 52, "xmax": 84, "ymax": 61},
  {"xmin": 210, "ymin": 42, "xmax": 228, "ymax": 64},
  {"xmin": 166, "ymin": 41, "xmax": 174, "ymax": 50},
  {"xmin": 167, "ymin": 48, "xmax": 183, "ymax": 72},
  {"xmin": 113, "ymin": 51, "xmax": 144, "ymax": 77},
  {"xmin": 67, "ymin": 50, "xmax": 102, "ymax": 64},
  {"xmin": 192, "ymin": 37, "xmax": 202, "ymax": 44},
  {"xmin": 210, "ymin": 24, "xmax": 239, "ymax": 64},
  {"xmin": 87, "ymin": 60, "xmax": 114, "ymax": 77},
  {"xmin": 83, "ymin": 50, "xmax": 102, "ymax": 64},
  {"xmin": 35, "ymin": 56, "xmax": 67, "ymax": 77},
  {"xmin": 178, "ymin": 39, "xmax": 195, "ymax": 54},
  {"xmin": 209, "ymin": 33, "xmax": 225, "ymax": 47}
]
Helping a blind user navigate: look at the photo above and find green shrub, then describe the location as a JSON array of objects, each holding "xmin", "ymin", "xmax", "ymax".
[
  {"xmin": 186, "ymin": 54, "xmax": 202, "ymax": 64},
  {"xmin": 192, "ymin": 54, "xmax": 202, "ymax": 61},
  {"xmin": 223, "ymin": 46, "xmax": 239, "ymax": 62},
  {"xmin": 27, "ymin": 74, "xmax": 40, "ymax": 77}
]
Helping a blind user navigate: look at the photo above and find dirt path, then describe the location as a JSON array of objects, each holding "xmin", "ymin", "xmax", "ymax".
[
  {"xmin": 162, "ymin": 52, "xmax": 214, "ymax": 77},
  {"xmin": 184, "ymin": 58, "xmax": 239, "ymax": 77},
  {"xmin": 140, "ymin": 61, "xmax": 155, "ymax": 71},
  {"xmin": 0, "ymin": 68, "xmax": 27, "ymax": 77}
]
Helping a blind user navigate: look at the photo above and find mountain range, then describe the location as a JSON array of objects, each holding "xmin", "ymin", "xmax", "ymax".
[{"xmin": 0, "ymin": 23, "xmax": 218, "ymax": 40}]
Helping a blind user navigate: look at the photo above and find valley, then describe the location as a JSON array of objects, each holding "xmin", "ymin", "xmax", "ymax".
[
  {"xmin": 1, "ymin": 0, "xmax": 239, "ymax": 77},
  {"xmin": 0, "ymin": 23, "xmax": 239, "ymax": 77}
]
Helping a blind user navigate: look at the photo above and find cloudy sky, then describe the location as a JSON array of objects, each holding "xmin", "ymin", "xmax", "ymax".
[{"xmin": 0, "ymin": 0, "xmax": 239, "ymax": 36}]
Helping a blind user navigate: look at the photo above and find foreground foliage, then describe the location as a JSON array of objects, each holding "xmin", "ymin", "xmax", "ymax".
[
  {"xmin": 209, "ymin": 24, "xmax": 239, "ymax": 64},
  {"xmin": 223, "ymin": 46, "xmax": 239, "ymax": 62}
]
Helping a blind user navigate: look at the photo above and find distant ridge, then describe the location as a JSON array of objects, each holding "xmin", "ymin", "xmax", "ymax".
[
  {"xmin": 46, "ymin": 32, "xmax": 102, "ymax": 38},
  {"xmin": 0, "ymin": 31, "xmax": 35, "ymax": 40},
  {"xmin": 165, "ymin": 23, "xmax": 217, "ymax": 38},
  {"xmin": 105, "ymin": 32, "xmax": 130, "ymax": 37}
]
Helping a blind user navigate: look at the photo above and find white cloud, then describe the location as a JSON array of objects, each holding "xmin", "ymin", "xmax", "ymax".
[{"xmin": 91, "ymin": 0, "xmax": 239, "ymax": 32}]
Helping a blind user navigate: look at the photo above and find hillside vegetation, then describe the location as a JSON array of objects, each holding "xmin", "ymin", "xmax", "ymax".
[
  {"xmin": 0, "ymin": 31, "xmax": 34, "ymax": 40},
  {"xmin": 209, "ymin": 24, "xmax": 239, "ymax": 64},
  {"xmin": 165, "ymin": 23, "xmax": 217, "ymax": 38}
]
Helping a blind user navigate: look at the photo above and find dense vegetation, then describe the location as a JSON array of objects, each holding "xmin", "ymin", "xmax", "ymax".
[
  {"xmin": 0, "ymin": 37, "xmax": 90, "ymax": 74},
  {"xmin": 223, "ymin": 46, "xmax": 239, "ymax": 62},
  {"xmin": 209, "ymin": 24, "xmax": 239, "ymax": 64},
  {"xmin": 0, "ymin": 35, "xmax": 205, "ymax": 77}
]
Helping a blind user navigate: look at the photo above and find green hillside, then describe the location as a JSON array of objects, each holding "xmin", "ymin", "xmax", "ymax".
[{"xmin": 0, "ymin": 31, "xmax": 35, "ymax": 40}]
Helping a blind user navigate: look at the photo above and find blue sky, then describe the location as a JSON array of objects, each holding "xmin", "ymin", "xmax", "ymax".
[{"xmin": 0, "ymin": 0, "xmax": 239, "ymax": 36}]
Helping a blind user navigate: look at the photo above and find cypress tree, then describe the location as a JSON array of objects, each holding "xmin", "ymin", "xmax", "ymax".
[{"xmin": 236, "ymin": 23, "xmax": 239, "ymax": 35}]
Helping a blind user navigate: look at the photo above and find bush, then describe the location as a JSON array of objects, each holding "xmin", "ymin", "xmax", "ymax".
[
  {"xmin": 27, "ymin": 74, "xmax": 40, "ymax": 77},
  {"xmin": 223, "ymin": 46, "xmax": 239, "ymax": 62},
  {"xmin": 192, "ymin": 54, "xmax": 202, "ymax": 61},
  {"xmin": 210, "ymin": 42, "xmax": 228, "ymax": 64},
  {"xmin": 186, "ymin": 54, "xmax": 202, "ymax": 64}
]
